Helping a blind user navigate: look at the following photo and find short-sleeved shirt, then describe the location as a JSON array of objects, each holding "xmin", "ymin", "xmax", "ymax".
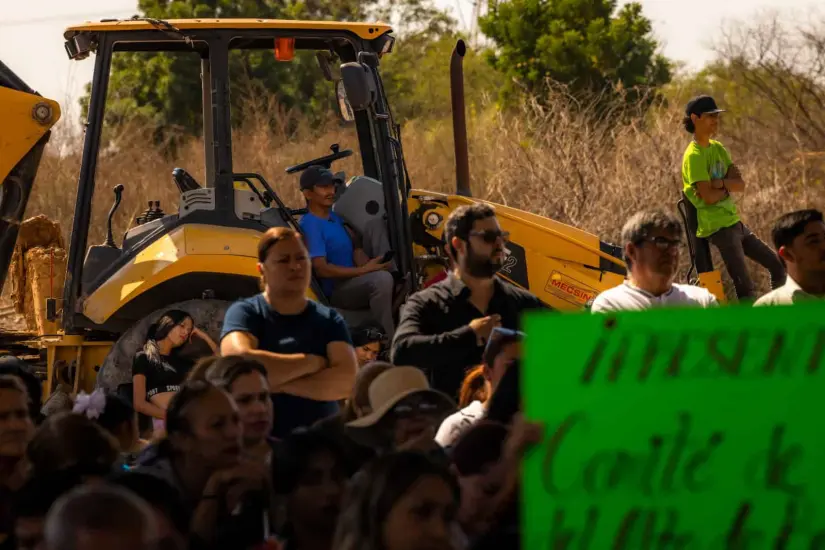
[
  {"xmin": 435, "ymin": 400, "xmax": 485, "ymax": 449},
  {"xmin": 754, "ymin": 276, "xmax": 817, "ymax": 306},
  {"xmin": 132, "ymin": 352, "xmax": 193, "ymax": 399},
  {"xmin": 682, "ymin": 140, "xmax": 740, "ymax": 238},
  {"xmin": 220, "ymin": 294, "xmax": 352, "ymax": 438},
  {"xmin": 590, "ymin": 281, "xmax": 718, "ymax": 312},
  {"xmin": 299, "ymin": 212, "xmax": 355, "ymax": 297}
]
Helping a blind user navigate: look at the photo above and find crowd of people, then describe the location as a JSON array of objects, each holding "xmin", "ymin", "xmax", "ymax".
[{"xmin": 0, "ymin": 95, "xmax": 821, "ymax": 549}]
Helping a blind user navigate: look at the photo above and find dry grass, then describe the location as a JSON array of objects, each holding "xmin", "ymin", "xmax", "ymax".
[{"xmin": 25, "ymin": 88, "xmax": 825, "ymax": 299}]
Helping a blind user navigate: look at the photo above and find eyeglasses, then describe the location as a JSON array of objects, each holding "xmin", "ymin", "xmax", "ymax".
[
  {"xmin": 469, "ymin": 230, "xmax": 510, "ymax": 244},
  {"xmin": 391, "ymin": 397, "xmax": 441, "ymax": 418},
  {"xmin": 638, "ymin": 236, "xmax": 683, "ymax": 250}
]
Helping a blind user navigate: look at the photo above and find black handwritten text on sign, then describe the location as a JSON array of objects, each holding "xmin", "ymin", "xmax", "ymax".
[{"xmin": 522, "ymin": 302, "xmax": 825, "ymax": 550}]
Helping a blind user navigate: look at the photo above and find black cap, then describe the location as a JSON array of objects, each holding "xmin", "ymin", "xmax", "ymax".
[
  {"xmin": 299, "ymin": 166, "xmax": 338, "ymax": 191},
  {"xmin": 685, "ymin": 95, "xmax": 726, "ymax": 117}
]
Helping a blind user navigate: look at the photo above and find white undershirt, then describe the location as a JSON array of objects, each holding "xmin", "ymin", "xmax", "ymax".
[{"xmin": 590, "ymin": 281, "xmax": 718, "ymax": 313}]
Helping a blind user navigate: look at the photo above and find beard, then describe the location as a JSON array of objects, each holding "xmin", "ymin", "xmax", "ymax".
[{"xmin": 464, "ymin": 242, "xmax": 503, "ymax": 279}]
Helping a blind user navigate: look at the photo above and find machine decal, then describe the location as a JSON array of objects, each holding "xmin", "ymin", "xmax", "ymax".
[
  {"xmin": 544, "ymin": 270, "xmax": 597, "ymax": 306},
  {"xmin": 499, "ymin": 241, "xmax": 529, "ymax": 290}
]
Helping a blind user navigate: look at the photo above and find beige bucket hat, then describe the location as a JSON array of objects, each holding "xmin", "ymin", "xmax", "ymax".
[{"xmin": 345, "ymin": 366, "xmax": 456, "ymax": 433}]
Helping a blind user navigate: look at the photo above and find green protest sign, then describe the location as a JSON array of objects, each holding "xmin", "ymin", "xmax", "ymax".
[{"xmin": 523, "ymin": 301, "xmax": 825, "ymax": 549}]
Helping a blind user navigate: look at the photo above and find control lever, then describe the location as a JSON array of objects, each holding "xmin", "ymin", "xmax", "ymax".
[{"xmin": 104, "ymin": 184, "xmax": 124, "ymax": 248}]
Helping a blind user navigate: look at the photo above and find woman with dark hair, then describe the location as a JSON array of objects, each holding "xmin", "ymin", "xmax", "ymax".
[
  {"xmin": 72, "ymin": 389, "xmax": 141, "ymax": 468},
  {"xmin": 333, "ymin": 451, "xmax": 460, "ymax": 550},
  {"xmin": 351, "ymin": 324, "xmax": 385, "ymax": 368},
  {"xmin": 134, "ymin": 380, "xmax": 271, "ymax": 549},
  {"xmin": 26, "ymin": 412, "xmax": 120, "ymax": 481},
  {"xmin": 204, "ymin": 356, "xmax": 275, "ymax": 463},
  {"xmin": 273, "ymin": 429, "xmax": 353, "ymax": 550},
  {"xmin": 132, "ymin": 309, "xmax": 217, "ymax": 434},
  {"xmin": 435, "ymin": 366, "xmax": 489, "ymax": 449}
]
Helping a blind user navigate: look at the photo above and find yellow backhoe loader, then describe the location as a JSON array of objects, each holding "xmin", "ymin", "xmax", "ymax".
[{"xmin": 0, "ymin": 18, "xmax": 725, "ymax": 401}]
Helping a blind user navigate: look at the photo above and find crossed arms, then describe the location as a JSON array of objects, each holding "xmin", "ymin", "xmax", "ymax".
[
  {"xmin": 695, "ymin": 164, "xmax": 745, "ymax": 205},
  {"xmin": 220, "ymin": 331, "xmax": 357, "ymax": 401}
]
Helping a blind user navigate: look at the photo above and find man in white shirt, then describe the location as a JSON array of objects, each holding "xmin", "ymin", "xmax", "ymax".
[
  {"xmin": 755, "ymin": 209, "xmax": 825, "ymax": 306},
  {"xmin": 591, "ymin": 210, "xmax": 718, "ymax": 312}
]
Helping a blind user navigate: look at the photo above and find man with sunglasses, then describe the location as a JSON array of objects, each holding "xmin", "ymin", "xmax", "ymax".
[
  {"xmin": 681, "ymin": 95, "xmax": 785, "ymax": 300},
  {"xmin": 392, "ymin": 204, "xmax": 544, "ymax": 399},
  {"xmin": 591, "ymin": 210, "xmax": 718, "ymax": 312}
]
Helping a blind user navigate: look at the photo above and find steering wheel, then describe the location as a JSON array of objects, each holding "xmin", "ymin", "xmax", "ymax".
[{"xmin": 285, "ymin": 143, "xmax": 353, "ymax": 174}]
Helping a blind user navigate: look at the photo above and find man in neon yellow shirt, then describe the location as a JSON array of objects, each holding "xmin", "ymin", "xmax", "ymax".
[{"xmin": 681, "ymin": 95, "xmax": 785, "ymax": 300}]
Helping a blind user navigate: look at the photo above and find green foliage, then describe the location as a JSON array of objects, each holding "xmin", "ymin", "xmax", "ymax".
[
  {"xmin": 668, "ymin": 38, "xmax": 825, "ymax": 155},
  {"xmin": 381, "ymin": 33, "xmax": 502, "ymax": 122},
  {"xmin": 479, "ymin": 0, "xmax": 672, "ymax": 106}
]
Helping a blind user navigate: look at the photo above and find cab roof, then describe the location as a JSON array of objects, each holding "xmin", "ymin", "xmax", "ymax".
[{"xmin": 64, "ymin": 18, "xmax": 393, "ymax": 41}]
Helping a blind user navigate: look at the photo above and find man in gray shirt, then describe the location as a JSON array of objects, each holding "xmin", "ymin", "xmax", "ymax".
[
  {"xmin": 591, "ymin": 210, "xmax": 718, "ymax": 312},
  {"xmin": 755, "ymin": 209, "xmax": 825, "ymax": 306}
]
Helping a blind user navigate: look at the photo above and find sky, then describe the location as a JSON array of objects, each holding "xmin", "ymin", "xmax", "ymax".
[{"xmin": 0, "ymin": 0, "xmax": 819, "ymax": 125}]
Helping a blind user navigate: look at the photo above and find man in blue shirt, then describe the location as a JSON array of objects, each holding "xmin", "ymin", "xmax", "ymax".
[
  {"xmin": 220, "ymin": 227, "xmax": 358, "ymax": 438},
  {"xmin": 298, "ymin": 166, "xmax": 396, "ymax": 338}
]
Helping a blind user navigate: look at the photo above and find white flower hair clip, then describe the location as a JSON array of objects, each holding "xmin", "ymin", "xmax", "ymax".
[{"xmin": 72, "ymin": 389, "xmax": 107, "ymax": 420}]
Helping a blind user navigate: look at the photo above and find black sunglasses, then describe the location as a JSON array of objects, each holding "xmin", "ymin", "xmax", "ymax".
[{"xmin": 469, "ymin": 229, "xmax": 510, "ymax": 244}]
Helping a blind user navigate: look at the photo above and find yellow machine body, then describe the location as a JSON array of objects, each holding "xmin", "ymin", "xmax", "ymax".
[
  {"xmin": 0, "ymin": 88, "xmax": 60, "ymax": 185},
  {"xmin": 63, "ymin": 18, "xmax": 392, "ymax": 40},
  {"xmin": 409, "ymin": 192, "xmax": 628, "ymax": 308}
]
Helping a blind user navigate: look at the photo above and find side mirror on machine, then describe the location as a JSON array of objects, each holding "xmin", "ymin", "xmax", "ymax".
[
  {"xmin": 340, "ymin": 62, "xmax": 376, "ymax": 112},
  {"xmin": 335, "ymin": 80, "xmax": 355, "ymax": 122}
]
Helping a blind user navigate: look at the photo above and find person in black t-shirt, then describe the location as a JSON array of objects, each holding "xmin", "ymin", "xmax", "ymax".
[
  {"xmin": 132, "ymin": 310, "xmax": 217, "ymax": 434},
  {"xmin": 220, "ymin": 227, "xmax": 357, "ymax": 439}
]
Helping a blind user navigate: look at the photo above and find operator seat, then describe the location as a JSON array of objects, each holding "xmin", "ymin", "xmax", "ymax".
[
  {"xmin": 325, "ymin": 175, "xmax": 394, "ymax": 331},
  {"xmin": 332, "ymin": 176, "xmax": 386, "ymax": 239},
  {"xmin": 678, "ymin": 192, "xmax": 714, "ymax": 274}
]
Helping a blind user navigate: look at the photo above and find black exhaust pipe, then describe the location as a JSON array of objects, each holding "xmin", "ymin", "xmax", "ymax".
[{"xmin": 450, "ymin": 39, "xmax": 471, "ymax": 197}]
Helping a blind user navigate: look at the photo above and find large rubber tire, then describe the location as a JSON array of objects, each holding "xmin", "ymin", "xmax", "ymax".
[{"xmin": 95, "ymin": 299, "xmax": 232, "ymax": 392}]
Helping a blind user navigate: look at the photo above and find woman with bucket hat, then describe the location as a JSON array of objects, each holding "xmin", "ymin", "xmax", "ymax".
[{"xmin": 345, "ymin": 367, "xmax": 456, "ymax": 455}]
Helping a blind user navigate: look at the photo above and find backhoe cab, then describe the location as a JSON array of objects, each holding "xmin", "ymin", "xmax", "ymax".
[{"xmin": 60, "ymin": 19, "xmax": 411, "ymax": 341}]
